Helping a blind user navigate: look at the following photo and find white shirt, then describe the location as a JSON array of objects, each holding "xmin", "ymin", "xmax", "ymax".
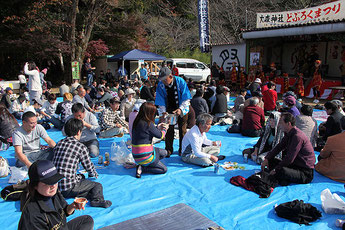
[
  {"xmin": 41, "ymin": 101, "xmax": 58, "ymax": 117},
  {"xmin": 24, "ymin": 63, "xmax": 41, "ymax": 91},
  {"xmin": 181, "ymin": 125, "xmax": 213, "ymax": 159},
  {"xmin": 10, "ymin": 99, "xmax": 27, "ymax": 113}
]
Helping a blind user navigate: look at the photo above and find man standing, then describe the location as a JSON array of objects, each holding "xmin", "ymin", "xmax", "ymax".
[
  {"xmin": 12, "ymin": 111, "xmax": 56, "ymax": 167},
  {"xmin": 54, "ymin": 118, "xmax": 112, "ymax": 208},
  {"xmin": 155, "ymin": 67, "xmax": 192, "ymax": 156},
  {"xmin": 65, "ymin": 103, "xmax": 100, "ymax": 158},
  {"xmin": 262, "ymin": 81, "xmax": 278, "ymax": 114},
  {"xmin": 181, "ymin": 113, "xmax": 225, "ymax": 167},
  {"xmin": 98, "ymin": 98, "xmax": 128, "ymax": 138},
  {"xmin": 172, "ymin": 64, "xmax": 179, "ymax": 77},
  {"xmin": 139, "ymin": 64, "xmax": 148, "ymax": 81},
  {"xmin": 84, "ymin": 57, "xmax": 96, "ymax": 86},
  {"xmin": 105, "ymin": 69, "xmax": 114, "ymax": 83},
  {"xmin": 261, "ymin": 113, "xmax": 315, "ymax": 186}
]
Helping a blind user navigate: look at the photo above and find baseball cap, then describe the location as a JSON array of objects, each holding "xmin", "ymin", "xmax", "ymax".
[
  {"xmin": 158, "ymin": 67, "xmax": 172, "ymax": 80},
  {"xmin": 5, "ymin": 87, "xmax": 12, "ymax": 92},
  {"xmin": 33, "ymin": 98, "xmax": 43, "ymax": 105},
  {"xmin": 28, "ymin": 160, "xmax": 63, "ymax": 185}
]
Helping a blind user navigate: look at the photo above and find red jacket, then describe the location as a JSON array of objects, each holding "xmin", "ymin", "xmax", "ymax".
[
  {"xmin": 262, "ymin": 89, "xmax": 277, "ymax": 111},
  {"xmin": 242, "ymin": 105, "xmax": 265, "ymax": 131}
]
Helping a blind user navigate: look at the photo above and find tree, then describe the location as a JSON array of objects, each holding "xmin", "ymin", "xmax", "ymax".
[{"xmin": 70, "ymin": 0, "xmax": 118, "ymax": 65}]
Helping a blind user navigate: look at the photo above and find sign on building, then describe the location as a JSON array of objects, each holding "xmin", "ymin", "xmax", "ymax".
[
  {"xmin": 71, "ymin": 61, "xmax": 80, "ymax": 80},
  {"xmin": 212, "ymin": 43, "xmax": 246, "ymax": 71},
  {"xmin": 257, "ymin": 0, "xmax": 345, "ymax": 28}
]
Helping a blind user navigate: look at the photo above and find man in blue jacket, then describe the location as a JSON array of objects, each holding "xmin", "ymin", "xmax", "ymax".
[{"xmin": 155, "ymin": 67, "xmax": 191, "ymax": 157}]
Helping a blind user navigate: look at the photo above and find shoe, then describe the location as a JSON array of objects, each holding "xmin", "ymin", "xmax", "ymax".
[
  {"xmin": 335, "ymin": 219, "xmax": 345, "ymax": 228},
  {"xmin": 217, "ymin": 155, "xmax": 226, "ymax": 161},
  {"xmin": 136, "ymin": 165, "xmax": 142, "ymax": 178},
  {"xmin": 90, "ymin": 200, "xmax": 112, "ymax": 208},
  {"xmin": 115, "ymin": 133, "xmax": 124, "ymax": 137},
  {"xmin": 202, "ymin": 164, "xmax": 213, "ymax": 168},
  {"xmin": 166, "ymin": 150, "xmax": 172, "ymax": 158}
]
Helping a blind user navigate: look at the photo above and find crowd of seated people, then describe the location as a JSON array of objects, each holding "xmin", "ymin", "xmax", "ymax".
[{"xmin": 2, "ymin": 62, "xmax": 345, "ymax": 228}]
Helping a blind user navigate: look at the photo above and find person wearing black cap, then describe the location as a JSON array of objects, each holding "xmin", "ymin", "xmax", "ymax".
[
  {"xmin": 18, "ymin": 160, "xmax": 94, "ymax": 230},
  {"xmin": 155, "ymin": 66, "xmax": 192, "ymax": 156}
]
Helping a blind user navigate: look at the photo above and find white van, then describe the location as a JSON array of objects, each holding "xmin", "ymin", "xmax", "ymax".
[{"xmin": 166, "ymin": 58, "xmax": 211, "ymax": 83}]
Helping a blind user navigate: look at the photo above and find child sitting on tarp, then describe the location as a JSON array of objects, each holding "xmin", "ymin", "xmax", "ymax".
[{"xmin": 242, "ymin": 112, "xmax": 284, "ymax": 164}]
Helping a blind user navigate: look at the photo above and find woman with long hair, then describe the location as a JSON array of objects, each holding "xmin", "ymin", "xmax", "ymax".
[{"xmin": 132, "ymin": 102, "xmax": 169, "ymax": 178}]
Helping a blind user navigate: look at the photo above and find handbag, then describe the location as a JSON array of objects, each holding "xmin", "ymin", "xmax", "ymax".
[{"xmin": 0, "ymin": 157, "xmax": 9, "ymax": 178}]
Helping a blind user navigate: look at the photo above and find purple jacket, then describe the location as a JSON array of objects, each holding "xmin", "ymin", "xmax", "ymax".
[{"xmin": 265, "ymin": 127, "xmax": 315, "ymax": 170}]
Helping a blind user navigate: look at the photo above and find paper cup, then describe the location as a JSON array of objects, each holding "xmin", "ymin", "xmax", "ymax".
[{"xmin": 74, "ymin": 197, "xmax": 88, "ymax": 209}]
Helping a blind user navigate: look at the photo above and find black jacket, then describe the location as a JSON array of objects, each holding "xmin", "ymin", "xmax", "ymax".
[
  {"xmin": 191, "ymin": 96, "xmax": 209, "ymax": 118},
  {"xmin": 324, "ymin": 110, "xmax": 344, "ymax": 140},
  {"xmin": 18, "ymin": 191, "xmax": 72, "ymax": 230},
  {"xmin": 140, "ymin": 85, "xmax": 155, "ymax": 101},
  {"xmin": 212, "ymin": 93, "xmax": 227, "ymax": 114}
]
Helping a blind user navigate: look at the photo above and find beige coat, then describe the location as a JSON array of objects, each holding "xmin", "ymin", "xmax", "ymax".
[{"xmin": 315, "ymin": 132, "xmax": 345, "ymax": 183}]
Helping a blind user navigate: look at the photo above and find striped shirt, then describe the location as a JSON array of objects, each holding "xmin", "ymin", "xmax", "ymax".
[
  {"xmin": 131, "ymin": 120, "xmax": 166, "ymax": 166},
  {"xmin": 99, "ymin": 107, "xmax": 128, "ymax": 131}
]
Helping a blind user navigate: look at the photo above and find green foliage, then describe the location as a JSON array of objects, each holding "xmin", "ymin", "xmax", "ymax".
[{"xmin": 164, "ymin": 49, "xmax": 211, "ymax": 65}]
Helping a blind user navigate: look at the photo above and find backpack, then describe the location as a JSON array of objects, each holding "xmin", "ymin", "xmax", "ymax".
[
  {"xmin": 275, "ymin": 200, "xmax": 322, "ymax": 225},
  {"xmin": 1, "ymin": 180, "xmax": 29, "ymax": 201}
]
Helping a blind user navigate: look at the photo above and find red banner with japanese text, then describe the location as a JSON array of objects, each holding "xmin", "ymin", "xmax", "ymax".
[{"xmin": 257, "ymin": 0, "xmax": 345, "ymax": 28}]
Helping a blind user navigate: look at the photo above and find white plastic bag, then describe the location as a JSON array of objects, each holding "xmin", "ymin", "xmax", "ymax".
[
  {"xmin": 110, "ymin": 140, "xmax": 135, "ymax": 165},
  {"xmin": 321, "ymin": 188, "xmax": 345, "ymax": 214},
  {"xmin": 8, "ymin": 166, "xmax": 28, "ymax": 184},
  {"xmin": 0, "ymin": 157, "xmax": 9, "ymax": 178}
]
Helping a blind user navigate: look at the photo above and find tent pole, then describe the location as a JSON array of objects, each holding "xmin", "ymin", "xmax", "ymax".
[{"xmin": 122, "ymin": 59, "xmax": 125, "ymax": 76}]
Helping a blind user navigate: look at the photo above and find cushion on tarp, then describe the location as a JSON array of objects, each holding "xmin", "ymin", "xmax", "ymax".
[{"xmin": 99, "ymin": 203, "xmax": 221, "ymax": 230}]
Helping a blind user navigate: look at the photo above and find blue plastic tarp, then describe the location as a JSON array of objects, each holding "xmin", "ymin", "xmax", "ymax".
[{"xmin": 0, "ymin": 97, "xmax": 343, "ymax": 230}]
